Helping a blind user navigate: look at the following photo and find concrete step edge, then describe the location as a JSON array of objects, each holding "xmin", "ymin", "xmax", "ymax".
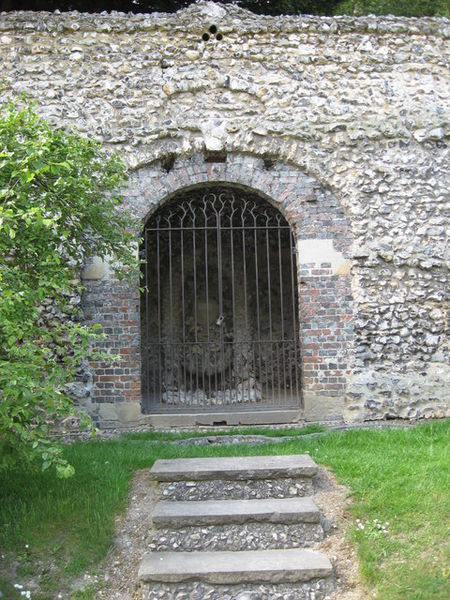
[
  {"xmin": 149, "ymin": 455, "xmax": 318, "ymax": 482},
  {"xmin": 138, "ymin": 548, "xmax": 333, "ymax": 584},
  {"xmin": 152, "ymin": 496, "xmax": 320, "ymax": 527}
]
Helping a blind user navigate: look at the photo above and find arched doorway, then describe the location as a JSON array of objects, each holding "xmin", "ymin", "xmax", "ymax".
[{"xmin": 140, "ymin": 184, "xmax": 301, "ymax": 413}]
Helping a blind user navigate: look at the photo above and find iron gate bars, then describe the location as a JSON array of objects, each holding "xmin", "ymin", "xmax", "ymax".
[{"xmin": 141, "ymin": 187, "xmax": 301, "ymax": 413}]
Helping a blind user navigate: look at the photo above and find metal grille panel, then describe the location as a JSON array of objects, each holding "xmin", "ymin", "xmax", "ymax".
[{"xmin": 141, "ymin": 187, "xmax": 301, "ymax": 413}]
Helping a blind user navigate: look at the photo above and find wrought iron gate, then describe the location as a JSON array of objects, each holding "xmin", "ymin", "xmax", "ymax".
[{"xmin": 141, "ymin": 187, "xmax": 301, "ymax": 413}]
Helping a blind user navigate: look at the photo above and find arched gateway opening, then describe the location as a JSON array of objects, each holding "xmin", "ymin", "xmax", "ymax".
[{"xmin": 140, "ymin": 184, "xmax": 301, "ymax": 414}]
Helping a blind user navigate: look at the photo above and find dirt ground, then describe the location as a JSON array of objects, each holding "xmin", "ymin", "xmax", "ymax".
[
  {"xmin": 75, "ymin": 465, "xmax": 371, "ymax": 600},
  {"xmin": 314, "ymin": 468, "xmax": 373, "ymax": 600}
]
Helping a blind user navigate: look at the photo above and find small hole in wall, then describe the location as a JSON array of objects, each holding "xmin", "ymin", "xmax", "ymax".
[
  {"xmin": 161, "ymin": 154, "xmax": 176, "ymax": 173},
  {"xmin": 201, "ymin": 25, "xmax": 223, "ymax": 43},
  {"xmin": 204, "ymin": 151, "xmax": 227, "ymax": 163}
]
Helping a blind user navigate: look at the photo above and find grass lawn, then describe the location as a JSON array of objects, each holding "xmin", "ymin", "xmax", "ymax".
[{"xmin": 0, "ymin": 420, "xmax": 448, "ymax": 599}]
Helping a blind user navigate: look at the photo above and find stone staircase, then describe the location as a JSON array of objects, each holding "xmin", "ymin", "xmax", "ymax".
[{"xmin": 139, "ymin": 455, "xmax": 335, "ymax": 599}]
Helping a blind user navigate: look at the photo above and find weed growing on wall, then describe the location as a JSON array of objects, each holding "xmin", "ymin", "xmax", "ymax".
[{"xmin": 0, "ymin": 98, "xmax": 138, "ymax": 477}]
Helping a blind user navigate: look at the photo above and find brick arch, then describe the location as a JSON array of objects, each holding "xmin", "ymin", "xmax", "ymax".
[
  {"xmin": 126, "ymin": 151, "xmax": 351, "ymax": 225},
  {"xmin": 82, "ymin": 152, "xmax": 354, "ymax": 426},
  {"xmin": 127, "ymin": 139, "xmax": 352, "ymax": 218}
]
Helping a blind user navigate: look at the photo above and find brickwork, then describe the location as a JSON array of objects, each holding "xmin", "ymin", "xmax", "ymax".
[
  {"xmin": 82, "ymin": 279, "xmax": 141, "ymax": 406},
  {"xmin": 300, "ymin": 270, "xmax": 353, "ymax": 394}
]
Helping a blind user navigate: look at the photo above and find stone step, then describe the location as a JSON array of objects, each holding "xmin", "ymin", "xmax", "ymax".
[
  {"xmin": 150, "ymin": 455, "xmax": 318, "ymax": 482},
  {"xmin": 152, "ymin": 497, "xmax": 320, "ymax": 528},
  {"xmin": 138, "ymin": 548, "xmax": 332, "ymax": 585}
]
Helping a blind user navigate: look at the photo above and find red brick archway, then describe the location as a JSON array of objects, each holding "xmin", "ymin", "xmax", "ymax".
[{"xmin": 81, "ymin": 153, "xmax": 353, "ymax": 426}]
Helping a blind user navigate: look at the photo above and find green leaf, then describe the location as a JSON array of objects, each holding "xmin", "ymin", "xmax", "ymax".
[{"xmin": 0, "ymin": 96, "xmax": 137, "ymax": 479}]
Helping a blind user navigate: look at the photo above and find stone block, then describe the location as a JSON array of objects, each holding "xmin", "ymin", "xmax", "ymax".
[
  {"xmin": 304, "ymin": 393, "xmax": 345, "ymax": 422},
  {"xmin": 152, "ymin": 497, "xmax": 320, "ymax": 528},
  {"xmin": 149, "ymin": 455, "xmax": 318, "ymax": 482},
  {"xmin": 138, "ymin": 548, "xmax": 332, "ymax": 584}
]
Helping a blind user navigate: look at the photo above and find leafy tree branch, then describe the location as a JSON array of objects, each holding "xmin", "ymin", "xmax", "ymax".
[{"xmin": 0, "ymin": 98, "xmax": 138, "ymax": 477}]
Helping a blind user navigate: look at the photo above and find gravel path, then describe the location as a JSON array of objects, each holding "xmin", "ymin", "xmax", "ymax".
[{"xmin": 86, "ymin": 467, "xmax": 370, "ymax": 600}]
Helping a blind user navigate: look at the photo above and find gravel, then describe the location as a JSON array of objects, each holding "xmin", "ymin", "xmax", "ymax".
[
  {"xmin": 142, "ymin": 578, "xmax": 335, "ymax": 599},
  {"xmin": 148, "ymin": 522, "xmax": 324, "ymax": 552},
  {"xmin": 160, "ymin": 478, "xmax": 314, "ymax": 501}
]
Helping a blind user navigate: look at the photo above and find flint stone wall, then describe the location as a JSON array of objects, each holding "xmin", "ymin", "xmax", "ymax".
[{"xmin": 1, "ymin": 2, "xmax": 448, "ymax": 424}]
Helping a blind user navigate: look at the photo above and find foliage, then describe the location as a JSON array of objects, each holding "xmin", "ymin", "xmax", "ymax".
[
  {"xmin": 334, "ymin": 0, "xmax": 449, "ymax": 17},
  {"xmin": 238, "ymin": 1, "xmax": 341, "ymax": 16},
  {"xmin": 2, "ymin": 0, "xmax": 449, "ymax": 17},
  {"xmin": 0, "ymin": 421, "xmax": 448, "ymax": 598},
  {"xmin": 0, "ymin": 98, "xmax": 137, "ymax": 477}
]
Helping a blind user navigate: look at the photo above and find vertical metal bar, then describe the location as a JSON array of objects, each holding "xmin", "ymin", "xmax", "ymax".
[
  {"xmin": 178, "ymin": 239, "xmax": 185, "ymax": 405},
  {"xmin": 229, "ymin": 198, "xmax": 237, "ymax": 406},
  {"xmin": 150, "ymin": 244, "xmax": 158, "ymax": 411},
  {"xmin": 289, "ymin": 230, "xmax": 300, "ymax": 402},
  {"xmin": 156, "ymin": 218, "xmax": 163, "ymax": 408},
  {"xmin": 180, "ymin": 208, "xmax": 188, "ymax": 406},
  {"xmin": 278, "ymin": 223, "xmax": 287, "ymax": 403},
  {"xmin": 216, "ymin": 196, "xmax": 226, "ymax": 405},
  {"xmin": 199, "ymin": 343, "xmax": 204, "ymax": 408},
  {"xmin": 175, "ymin": 230, "xmax": 183, "ymax": 408},
  {"xmin": 191, "ymin": 205, "xmax": 200, "ymax": 406},
  {"xmin": 252, "ymin": 205, "xmax": 264, "ymax": 402},
  {"xmin": 187, "ymin": 214, "xmax": 193, "ymax": 401},
  {"xmin": 167, "ymin": 217, "xmax": 175, "ymax": 405},
  {"xmin": 202, "ymin": 200, "xmax": 211, "ymax": 406},
  {"xmin": 143, "ymin": 229, "xmax": 150, "ymax": 411},
  {"xmin": 241, "ymin": 203, "xmax": 252, "ymax": 404},
  {"xmin": 265, "ymin": 214, "xmax": 275, "ymax": 405},
  {"xmin": 210, "ymin": 198, "xmax": 218, "ymax": 405}
]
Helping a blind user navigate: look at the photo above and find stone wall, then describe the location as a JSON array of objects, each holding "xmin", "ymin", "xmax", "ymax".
[{"xmin": 1, "ymin": 2, "xmax": 448, "ymax": 424}]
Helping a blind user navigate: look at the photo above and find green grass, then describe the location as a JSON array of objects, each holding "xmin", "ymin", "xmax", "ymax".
[{"xmin": 0, "ymin": 420, "xmax": 449, "ymax": 599}]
